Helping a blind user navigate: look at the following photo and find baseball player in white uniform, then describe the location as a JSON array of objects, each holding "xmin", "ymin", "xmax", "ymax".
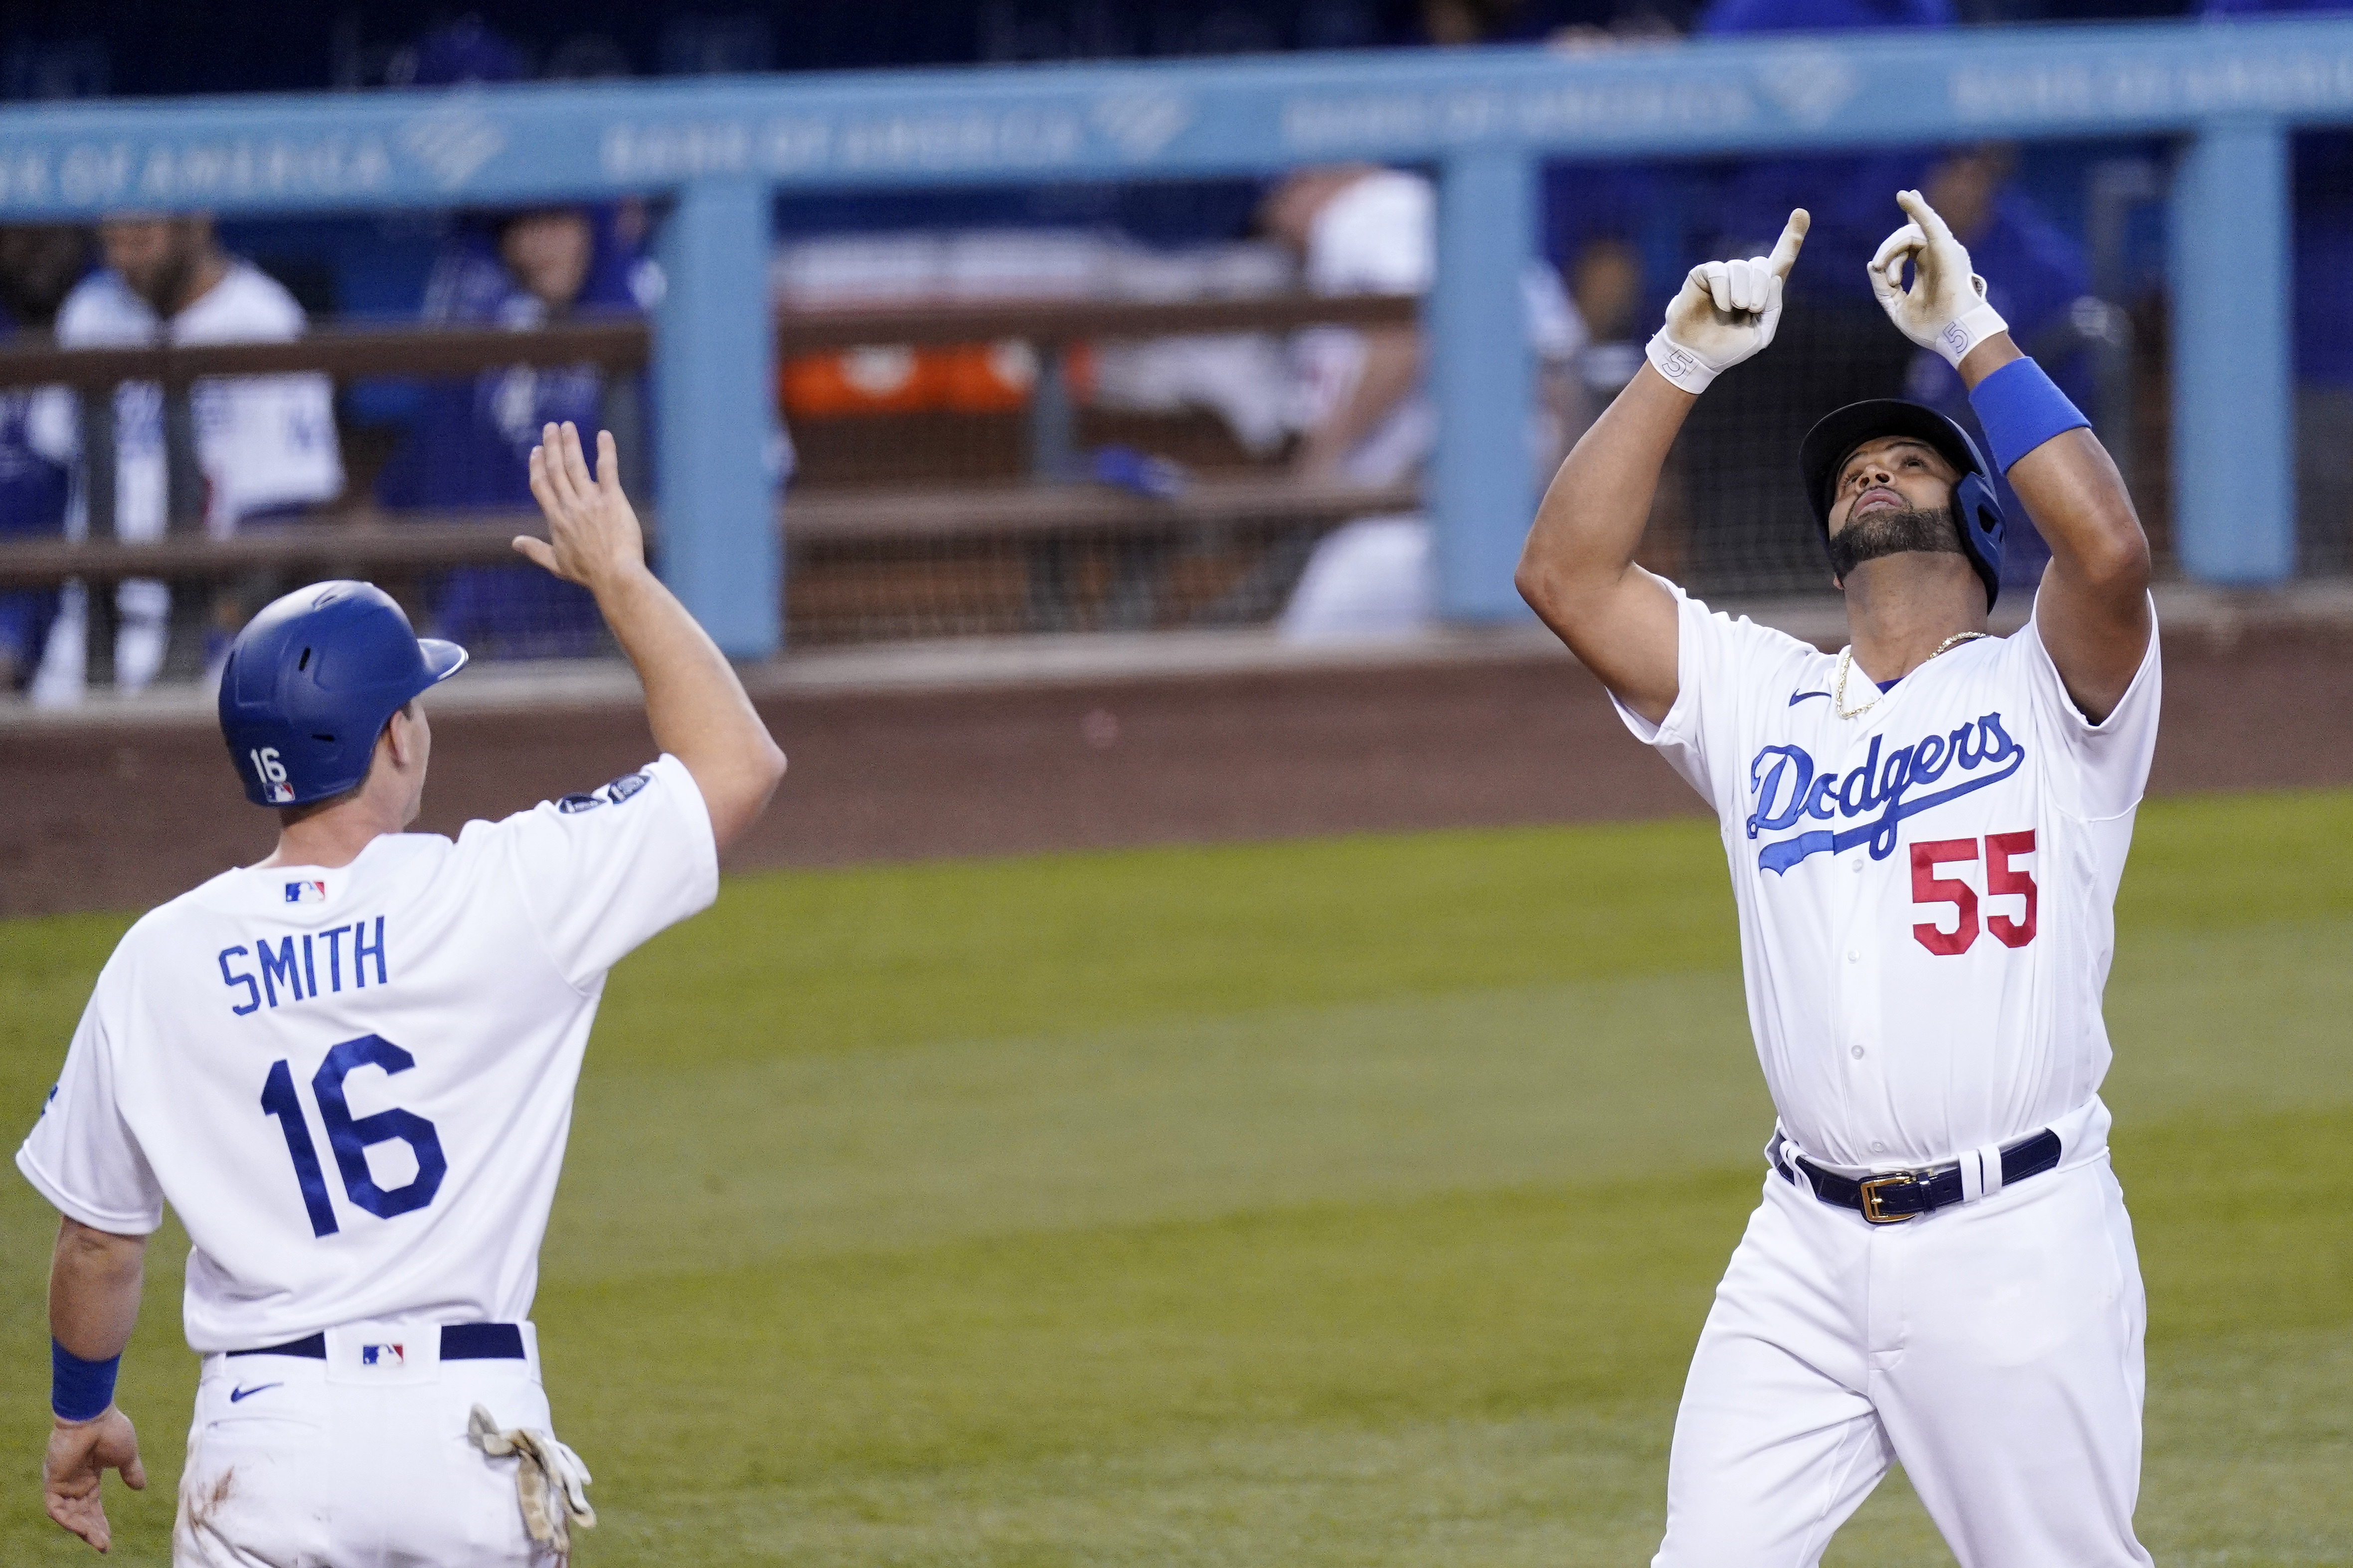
[
  {"xmin": 18, "ymin": 421, "xmax": 785, "ymax": 1564},
  {"xmin": 1516, "ymin": 192, "xmax": 2161, "ymax": 1566},
  {"xmin": 34, "ymin": 215, "xmax": 344, "ymax": 703}
]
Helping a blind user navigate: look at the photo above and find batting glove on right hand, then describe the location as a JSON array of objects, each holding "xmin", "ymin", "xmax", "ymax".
[
  {"xmin": 1646, "ymin": 209, "xmax": 1809, "ymax": 394},
  {"xmin": 1869, "ymin": 189, "xmax": 2008, "ymax": 368}
]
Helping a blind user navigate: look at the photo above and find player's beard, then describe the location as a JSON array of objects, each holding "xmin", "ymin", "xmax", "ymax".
[{"xmin": 1826, "ymin": 502, "xmax": 1967, "ymax": 581}]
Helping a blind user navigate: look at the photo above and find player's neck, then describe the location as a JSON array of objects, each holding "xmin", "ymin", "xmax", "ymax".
[
  {"xmin": 1840, "ymin": 554, "xmax": 1988, "ymax": 682},
  {"xmin": 256, "ymin": 793, "xmax": 409, "ymax": 872},
  {"xmin": 151, "ymin": 251, "xmax": 230, "ymax": 319}
]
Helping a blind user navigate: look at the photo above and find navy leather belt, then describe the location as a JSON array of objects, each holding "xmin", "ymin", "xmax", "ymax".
[
  {"xmin": 1777, "ymin": 1128, "xmax": 2063, "ymax": 1224},
  {"xmin": 225, "ymin": 1323, "xmax": 525, "ymax": 1361}
]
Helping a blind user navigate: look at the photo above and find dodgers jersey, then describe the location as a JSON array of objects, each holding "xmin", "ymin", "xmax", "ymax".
[
  {"xmin": 1617, "ymin": 579, "xmax": 2161, "ymax": 1173},
  {"xmin": 55, "ymin": 260, "xmax": 342, "ymax": 541},
  {"xmin": 17, "ymin": 755, "xmax": 715, "ymax": 1353}
]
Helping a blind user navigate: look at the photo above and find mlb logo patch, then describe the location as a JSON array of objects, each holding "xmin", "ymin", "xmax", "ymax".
[
  {"xmin": 361, "ymin": 1343, "xmax": 405, "ymax": 1368},
  {"xmin": 284, "ymin": 879, "xmax": 327, "ymax": 904},
  {"xmin": 266, "ymin": 782, "xmax": 296, "ymax": 804}
]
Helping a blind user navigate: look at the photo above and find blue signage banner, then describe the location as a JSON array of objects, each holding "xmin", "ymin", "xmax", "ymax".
[{"xmin": 0, "ymin": 17, "xmax": 2349, "ymax": 218}]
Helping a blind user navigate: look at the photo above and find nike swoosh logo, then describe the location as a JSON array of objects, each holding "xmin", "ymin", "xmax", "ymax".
[
  {"xmin": 1789, "ymin": 691, "xmax": 1832, "ymax": 705},
  {"xmin": 228, "ymin": 1383, "xmax": 283, "ymax": 1404}
]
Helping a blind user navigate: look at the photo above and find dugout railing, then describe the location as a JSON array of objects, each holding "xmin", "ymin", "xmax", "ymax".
[
  {"xmin": 0, "ymin": 291, "xmax": 1423, "ymax": 664},
  {"xmin": 0, "ymin": 15, "xmax": 2348, "ymax": 661}
]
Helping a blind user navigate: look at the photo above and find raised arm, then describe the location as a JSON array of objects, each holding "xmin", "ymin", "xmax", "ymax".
[
  {"xmin": 1871, "ymin": 191, "xmax": 2151, "ymax": 721},
  {"xmin": 1517, "ymin": 210, "xmax": 1809, "ymax": 725},
  {"xmin": 1962, "ymin": 332, "xmax": 2150, "ymax": 718},
  {"xmin": 45, "ymin": 1217, "xmax": 149, "ymax": 1554},
  {"xmin": 520, "ymin": 422, "xmax": 787, "ymax": 849},
  {"xmin": 1514, "ymin": 366, "xmax": 1690, "ymax": 724}
]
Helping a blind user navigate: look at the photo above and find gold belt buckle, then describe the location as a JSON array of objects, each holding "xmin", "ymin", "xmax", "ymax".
[{"xmin": 1858, "ymin": 1172, "xmax": 1922, "ymax": 1225}]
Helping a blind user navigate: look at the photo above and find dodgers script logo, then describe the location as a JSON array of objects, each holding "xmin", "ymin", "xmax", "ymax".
[{"xmin": 1745, "ymin": 712, "xmax": 2023, "ymax": 874}]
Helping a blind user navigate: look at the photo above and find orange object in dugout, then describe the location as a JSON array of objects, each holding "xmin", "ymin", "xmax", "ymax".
[{"xmin": 779, "ymin": 337, "xmax": 1070, "ymax": 418}]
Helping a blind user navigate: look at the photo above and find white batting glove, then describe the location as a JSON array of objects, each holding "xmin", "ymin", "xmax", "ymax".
[
  {"xmin": 1646, "ymin": 209, "xmax": 1809, "ymax": 394},
  {"xmin": 470, "ymin": 1404, "xmax": 597, "ymax": 1553},
  {"xmin": 1869, "ymin": 189, "xmax": 2008, "ymax": 368}
]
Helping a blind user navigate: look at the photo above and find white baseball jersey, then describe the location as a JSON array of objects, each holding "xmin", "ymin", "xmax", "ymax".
[
  {"xmin": 55, "ymin": 259, "xmax": 343, "ymax": 541},
  {"xmin": 1616, "ymin": 579, "xmax": 2161, "ymax": 1172},
  {"xmin": 1290, "ymin": 169, "xmax": 1582, "ymax": 486},
  {"xmin": 17, "ymin": 754, "xmax": 715, "ymax": 1353}
]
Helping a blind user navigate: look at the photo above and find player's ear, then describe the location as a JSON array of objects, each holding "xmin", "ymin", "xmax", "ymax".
[{"xmin": 383, "ymin": 702, "xmax": 421, "ymax": 770}]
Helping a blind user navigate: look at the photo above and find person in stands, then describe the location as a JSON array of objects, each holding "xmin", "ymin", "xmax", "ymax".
[
  {"xmin": 34, "ymin": 214, "xmax": 342, "ymax": 702},
  {"xmin": 0, "ymin": 225, "xmax": 85, "ymax": 692},
  {"xmin": 1259, "ymin": 163, "xmax": 1584, "ymax": 639},
  {"xmin": 377, "ymin": 206, "xmax": 662, "ymax": 659}
]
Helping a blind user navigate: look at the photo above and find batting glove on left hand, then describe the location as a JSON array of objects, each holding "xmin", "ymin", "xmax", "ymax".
[
  {"xmin": 1646, "ymin": 209, "xmax": 1809, "ymax": 394},
  {"xmin": 1869, "ymin": 189, "xmax": 2008, "ymax": 368}
]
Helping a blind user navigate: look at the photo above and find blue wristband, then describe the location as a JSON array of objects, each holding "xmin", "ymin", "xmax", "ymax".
[
  {"xmin": 51, "ymin": 1339, "xmax": 121, "ymax": 1422},
  {"xmin": 1967, "ymin": 355, "xmax": 2089, "ymax": 474}
]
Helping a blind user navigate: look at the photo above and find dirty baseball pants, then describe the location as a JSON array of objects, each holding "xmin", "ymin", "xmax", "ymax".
[
  {"xmin": 1653, "ymin": 1148, "xmax": 2156, "ymax": 1568},
  {"xmin": 174, "ymin": 1320, "xmax": 560, "ymax": 1567}
]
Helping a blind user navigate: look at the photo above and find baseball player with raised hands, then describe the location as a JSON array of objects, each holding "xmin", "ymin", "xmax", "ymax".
[
  {"xmin": 1518, "ymin": 191, "xmax": 2160, "ymax": 1566},
  {"xmin": 19, "ymin": 421, "xmax": 785, "ymax": 1564}
]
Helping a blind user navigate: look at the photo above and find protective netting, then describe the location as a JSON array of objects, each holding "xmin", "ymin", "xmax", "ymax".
[{"xmin": 0, "ymin": 137, "xmax": 2259, "ymax": 701}]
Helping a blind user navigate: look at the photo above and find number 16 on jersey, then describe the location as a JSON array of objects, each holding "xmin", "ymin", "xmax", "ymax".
[{"xmin": 260, "ymin": 1034, "xmax": 447, "ymax": 1238}]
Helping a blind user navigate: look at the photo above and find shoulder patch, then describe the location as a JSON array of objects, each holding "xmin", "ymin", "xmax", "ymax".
[{"xmin": 555, "ymin": 771, "xmax": 653, "ymax": 814}]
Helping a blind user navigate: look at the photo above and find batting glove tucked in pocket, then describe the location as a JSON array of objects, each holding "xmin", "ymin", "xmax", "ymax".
[
  {"xmin": 1869, "ymin": 189, "xmax": 2009, "ymax": 368},
  {"xmin": 1645, "ymin": 208, "xmax": 1809, "ymax": 395},
  {"xmin": 470, "ymin": 1403, "xmax": 597, "ymax": 1557}
]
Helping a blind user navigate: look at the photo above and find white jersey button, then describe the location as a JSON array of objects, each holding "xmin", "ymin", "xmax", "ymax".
[
  {"xmin": 1851, "ymin": 1044, "xmax": 1866, "ymax": 1059},
  {"xmin": 1846, "ymin": 949, "xmax": 1859, "ymax": 963},
  {"xmin": 1870, "ymin": 1141, "xmax": 1888, "ymax": 1154}
]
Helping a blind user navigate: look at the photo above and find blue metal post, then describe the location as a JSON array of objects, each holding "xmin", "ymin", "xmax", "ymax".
[
  {"xmin": 656, "ymin": 176, "xmax": 779, "ymax": 656},
  {"xmin": 2170, "ymin": 117, "xmax": 2294, "ymax": 586},
  {"xmin": 1431, "ymin": 149, "xmax": 1538, "ymax": 623}
]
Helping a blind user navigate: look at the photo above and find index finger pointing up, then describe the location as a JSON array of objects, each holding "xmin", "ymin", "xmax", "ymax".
[
  {"xmin": 1896, "ymin": 189, "xmax": 1955, "ymax": 245},
  {"xmin": 1766, "ymin": 208, "xmax": 1810, "ymax": 279}
]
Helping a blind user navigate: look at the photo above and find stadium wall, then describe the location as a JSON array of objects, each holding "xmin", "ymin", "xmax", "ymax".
[{"xmin": 1, "ymin": 14, "xmax": 2349, "ymax": 654}]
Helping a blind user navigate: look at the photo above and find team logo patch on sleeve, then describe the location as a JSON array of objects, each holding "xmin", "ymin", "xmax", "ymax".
[
  {"xmin": 557, "ymin": 771, "xmax": 653, "ymax": 814},
  {"xmin": 284, "ymin": 879, "xmax": 328, "ymax": 904}
]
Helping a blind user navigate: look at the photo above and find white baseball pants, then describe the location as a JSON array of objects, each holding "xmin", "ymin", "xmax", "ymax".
[
  {"xmin": 1653, "ymin": 1154, "xmax": 2157, "ymax": 1568},
  {"xmin": 173, "ymin": 1321, "xmax": 562, "ymax": 1567}
]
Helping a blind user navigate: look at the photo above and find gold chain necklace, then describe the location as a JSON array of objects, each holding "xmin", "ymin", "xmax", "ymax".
[{"xmin": 1833, "ymin": 631, "xmax": 1990, "ymax": 720}]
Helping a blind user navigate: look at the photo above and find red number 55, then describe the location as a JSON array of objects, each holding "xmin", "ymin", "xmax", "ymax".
[{"xmin": 1910, "ymin": 831, "xmax": 2037, "ymax": 955}]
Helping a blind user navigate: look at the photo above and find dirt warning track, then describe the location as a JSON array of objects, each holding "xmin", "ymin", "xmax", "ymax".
[{"xmin": 2, "ymin": 629, "xmax": 2348, "ymax": 920}]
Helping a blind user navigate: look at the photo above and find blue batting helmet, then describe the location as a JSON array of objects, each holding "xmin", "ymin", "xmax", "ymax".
[
  {"xmin": 218, "ymin": 582, "xmax": 468, "ymax": 807},
  {"xmin": 1799, "ymin": 399, "xmax": 2005, "ymax": 609}
]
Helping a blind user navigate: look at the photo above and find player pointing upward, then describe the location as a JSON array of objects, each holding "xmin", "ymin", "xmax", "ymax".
[
  {"xmin": 19, "ymin": 422, "xmax": 784, "ymax": 1564},
  {"xmin": 1518, "ymin": 194, "xmax": 2159, "ymax": 1566}
]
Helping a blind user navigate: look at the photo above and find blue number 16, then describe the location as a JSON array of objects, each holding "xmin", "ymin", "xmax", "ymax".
[{"xmin": 259, "ymin": 1035, "xmax": 448, "ymax": 1239}]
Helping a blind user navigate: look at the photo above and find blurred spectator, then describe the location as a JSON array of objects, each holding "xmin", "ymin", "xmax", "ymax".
[
  {"xmin": 32, "ymin": 214, "xmax": 342, "ymax": 704},
  {"xmin": 0, "ymin": 226, "xmax": 85, "ymax": 691},
  {"xmin": 386, "ymin": 13, "xmax": 531, "ymax": 87},
  {"xmin": 2202, "ymin": 0, "xmax": 2353, "ymax": 574},
  {"xmin": 1402, "ymin": 0, "xmax": 1689, "ymax": 44},
  {"xmin": 1546, "ymin": 160, "xmax": 1678, "ymax": 402},
  {"xmin": 1676, "ymin": 0, "xmax": 1954, "ymax": 593},
  {"xmin": 376, "ymin": 206, "xmax": 661, "ymax": 658},
  {"xmin": 1258, "ymin": 164, "xmax": 1585, "ymax": 639},
  {"xmin": 1263, "ymin": 166, "xmax": 1584, "ymax": 486}
]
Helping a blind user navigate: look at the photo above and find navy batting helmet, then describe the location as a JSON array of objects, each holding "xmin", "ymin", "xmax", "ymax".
[
  {"xmin": 1798, "ymin": 399, "xmax": 2005, "ymax": 609},
  {"xmin": 218, "ymin": 582, "xmax": 468, "ymax": 807}
]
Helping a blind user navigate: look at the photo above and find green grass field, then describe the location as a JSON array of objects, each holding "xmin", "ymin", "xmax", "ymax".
[{"xmin": 4, "ymin": 789, "xmax": 2350, "ymax": 1565}]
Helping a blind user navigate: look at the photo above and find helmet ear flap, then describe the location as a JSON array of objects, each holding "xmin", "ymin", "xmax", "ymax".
[{"xmin": 1954, "ymin": 472, "xmax": 2005, "ymax": 609}]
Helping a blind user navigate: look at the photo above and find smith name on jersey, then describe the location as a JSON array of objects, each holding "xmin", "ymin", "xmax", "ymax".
[
  {"xmin": 1616, "ymin": 578, "xmax": 2161, "ymax": 1177},
  {"xmin": 16, "ymin": 755, "xmax": 716, "ymax": 1354}
]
